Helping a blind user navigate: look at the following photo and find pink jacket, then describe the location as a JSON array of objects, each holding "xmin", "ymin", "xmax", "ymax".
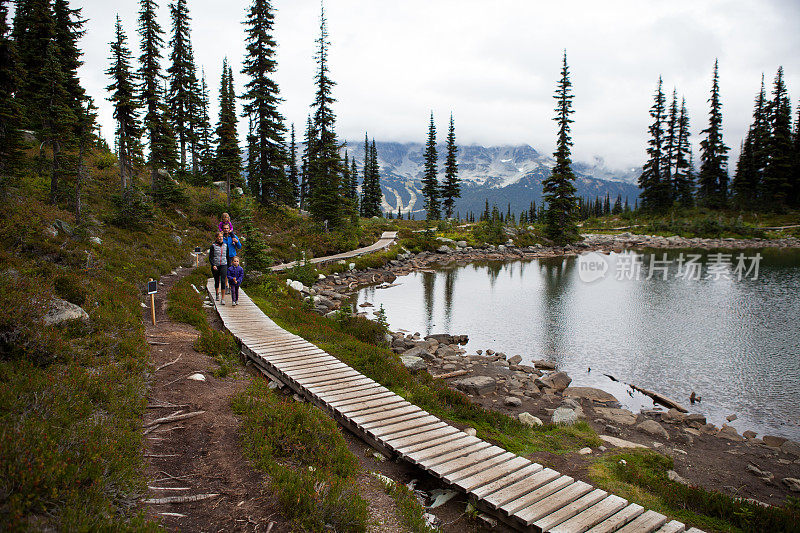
[{"xmin": 218, "ymin": 220, "xmax": 234, "ymax": 232}]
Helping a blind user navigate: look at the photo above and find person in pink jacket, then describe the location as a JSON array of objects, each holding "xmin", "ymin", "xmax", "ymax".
[{"xmin": 217, "ymin": 212, "xmax": 233, "ymax": 233}]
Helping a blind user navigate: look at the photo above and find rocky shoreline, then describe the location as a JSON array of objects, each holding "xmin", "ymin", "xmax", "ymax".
[{"xmin": 283, "ymin": 232, "xmax": 800, "ymax": 506}]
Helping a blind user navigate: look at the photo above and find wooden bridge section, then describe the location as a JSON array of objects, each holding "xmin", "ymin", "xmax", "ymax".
[
  {"xmin": 270, "ymin": 231, "xmax": 398, "ymax": 271},
  {"xmin": 208, "ymin": 233, "xmax": 703, "ymax": 532}
]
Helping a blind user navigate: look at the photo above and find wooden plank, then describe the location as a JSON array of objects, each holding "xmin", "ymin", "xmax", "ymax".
[
  {"xmin": 305, "ymin": 374, "xmax": 369, "ymax": 392},
  {"xmin": 359, "ymin": 410, "xmax": 430, "ymax": 430},
  {"xmin": 483, "ymin": 468, "xmax": 561, "ymax": 510},
  {"xmin": 549, "ymin": 495, "xmax": 628, "ymax": 533},
  {"xmin": 266, "ymin": 352, "xmax": 333, "ymax": 365},
  {"xmin": 305, "ymin": 377, "xmax": 375, "ymax": 394},
  {"xmin": 368, "ymin": 415, "xmax": 443, "ymax": 439},
  {"xmin": 530, "ymin": 487, "xmax": 606, "ymax": 530},
  {"xmin": 280, "ymin": 362, "xmax": 350, "ymax": 378},
  {"xmin": 379, "ymin": 422, "xmax": 451, "ymax": 445},
  {"xmin": 614, "ymin": 510, "xmax": 668, "ymax": 533},
  {"xmin": 311, "ymin": 382, "xmax": 383, "ymax": 400},
  {"xmin": 584, "ymin": 504, "xmax": 645, "ymax": 533},
  {"xmin": 497, "ymin": 474, "xmax": 573, "ymax": 515},
  {"xmin": 259, "ymin": 348, "xmax": 326, "ymax": 362},
  {"xmin": 427, "ymin": 446, "xmax": 507, "ymax": 478},
  {"xmin": 350, "ymin": 404, "xmax": 422, "ymax": 425},
  {"xmin": 454, "ymin": 456, "xmax": 531, "ymax": 493},
  {"xmin": 514, "ymin": 482, "xmax": 594, "ymax": 526},
  {"xmin": 685, "ymin": 529, "xmax": 704, "ymax": 533},
  {"xmin": 470, "ymin": 462, "xmax": 544, "ymax": 500},
  {"xmin": 319, "ymin": 384, "xmax": 387, "ymax": 403},
  {"xmin": 412, "ymin": 439, "xmax": 489, "ymax": 466},
  {"xmin": 328, "ymin": 390, "xmax": 397, "ymax": 408},
  {"xmin": 293, "ymin": 370, "xmax": 362, "ymax": 386},
  {"xmin": 402, "ymin": 435, "xmax": 481, "ymax": 464},
  {"xmin": 443, "ymin": 452, "xmax": 517, "ymax": 484},
  {"xmin": 271, "ymin": 356, "xmax": 337, "ymax": 370},
  {"xmin": 259, "ymin": 345, "xmax": 324, "ymax": 357},
  {"xmin": 394, "ymin": 431, "xmax": 469, "ymax": 455},
  {"xmin": 654, "ymin": 521, "xmax": 686, "ymax": 533},
  {"xmin": 333, "ymin": 395, "xmax": 409, "ymax": 416}
]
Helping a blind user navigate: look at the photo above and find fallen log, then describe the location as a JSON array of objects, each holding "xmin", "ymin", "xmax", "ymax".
[
  {"xmin": 431, "ymin": 369, "xmax": 470, "ymax": 379},
  {"xmin": 145, "ymin": 410, "xmax": 205, "ymax": 428},
  {"xmin": 142, "ymin": 493, "xmax": 220, "ymax": 504},
  {"xmin": 155, "ymin": 355, "xmax": 181, "ymax": 371},
  {"xmin": 629, "ymin": 384, "xmax": 687, "ymax": 413}
]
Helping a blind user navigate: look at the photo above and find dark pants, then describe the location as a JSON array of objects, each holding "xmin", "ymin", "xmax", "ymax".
[
  {"xmin": 229, "ymin": 283, "xmax": 239, "ymax": 303},
  {"xmin": 212, "ymin": 265, "xmax": 227, "ymax": 290}
]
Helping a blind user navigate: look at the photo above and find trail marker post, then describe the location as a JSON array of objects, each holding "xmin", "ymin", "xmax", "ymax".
[
  {"xmin": 148, "ymin": 279, "xmax": 158, "ymax": 325},
  {"xmin": 194, "ymin": 246, "xmax": 201, "ymax": 267}
]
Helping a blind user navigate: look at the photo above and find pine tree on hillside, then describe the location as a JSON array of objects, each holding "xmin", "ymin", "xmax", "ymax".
[
  {"xmin": 137, "ymin": 0, "xmax": 167, "ymax": 188},
  {"xmin": 422, "ymin": 112, "xmax": 440, "ymax": 220},
  {"xmin": 13, "ymin": 0, "xmax": 58, "ymax": 129},
  {"xmin": 52, "ymin": 0, "xmax": 85, "ymax": 130},
  {"xmin": 167, "ymin": 0, "xmax": 198, "ymax": 176},
  {"xmin": 287, "ymin": 123, "xmax": 299, "ymax": 207},
  {"xmin": 638, "ymin": 77, "xmax": 669, "ymax": 210},
  {"xmin": 195, "ymin": 71, "xmax": 212, "ymax": 178},
  {"xmin": 367, "ymin": 139, "xmax": 382, "ymax": 216},
  {"xmin": 0, "ymin": 0, "xmax": 22, "ymax": 174},
  {"xmin": 762, "ymin": 67, "xmax": 793, "ymax": 210},
  {"xmin": 792, "ymin": 105, "xmax": 800, "ymax": 207},
  {"xmin": 542, "ymin": 52, "xmax": 578, "ymax": 243},
  {"xmin": 664, "ymin": 90, "xmax": 679, "ymax": 200},
  {"xmin": 698, "ymin": 59, "xmax": 729, "ymax": 208},
  {"xmin": 673, "ymin": 97, "xmax": 694, "ymax": 206},
  {"xmin": 242, "ymin": 0, "xmax": 288, "ymax": 205},
  {"xmin": 733, "ymin": 76, "xmax": 768, "ymax": 208},
  {"xmin": 299, "ymin": 115, "xmax": 313, "ymax": 210},
  {"xmin": 74, "ymin": 96, "xmax": 96, "ymax": 217},
  {"xmin": 359, "ymin": 132, "xmax": 369, "ymax": 216},
  {"xmin": 214, "ymin": 60, "xmax": 241, "ymax": 203},
  {"xmin": 106, "ymin": 16, "xmax": 141, "ymax": 192},
  {"xmin": 307, "ymin": 4, "xmax": 342, "ymax": 225},
  {"xmin": 441, "ymin": 112, "xmax": 460, "ymax": 218}
]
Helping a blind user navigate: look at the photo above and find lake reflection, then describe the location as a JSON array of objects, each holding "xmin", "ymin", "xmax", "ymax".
[{"xmin": 354, "ymin": 249, "xmax": 800, "ymax": 440}]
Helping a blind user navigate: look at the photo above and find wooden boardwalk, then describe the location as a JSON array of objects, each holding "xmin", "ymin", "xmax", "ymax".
[
  {"xmin": 208, "ymin": 278, "xmax": 703, "ymax": 533},
  {"xmin": 270, "ymin": 231, "xmax": 398, "ymax": 271}
]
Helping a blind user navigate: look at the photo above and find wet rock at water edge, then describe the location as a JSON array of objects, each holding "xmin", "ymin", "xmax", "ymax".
[
  {"xmin": 564, "ymin": 386, "xmax": 618, "ymax": 405},
  {"xmin": 535, "ymin": 371, "xmax": 572, "ymax": 392},
  {"xmin": 452, "ymin": 376, "xmax": 496, "ymax": 396},
  {"xmin": 717, "ymin": 424, "xmax": 744, "ymax": 442},
  {"xmin": 782, "ymin": 440, "xmax": 800, "ymax": 458}
]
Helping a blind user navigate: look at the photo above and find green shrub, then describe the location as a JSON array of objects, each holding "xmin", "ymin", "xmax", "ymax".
[{"xmin": 110, "ymin": 187, "xmax": 154, "ymax": 229}]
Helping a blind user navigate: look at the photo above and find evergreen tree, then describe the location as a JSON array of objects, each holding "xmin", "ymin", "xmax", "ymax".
[
  {"xmin": 360, "ymin": 136, "xmax": 381, "ymax": 217},
  {"xmin": 242, "ymin": 0, "xmax": 288, "ymax": 205},
  {"xmin": 299, "ymin": 115, "xmax": 313, "ymax": 210},
  {"xmin": 733, "ymin": 78, "xmax": 768, "ymax": 208},
  {"xmin": 306, "ymin": 5, "xmax": 342, "ymax": 225},
  {"xmin": 441, "ymin": 112, "xmax": 460, "ymax": 218},
  {"xmin": 762, "ymin": 66, "xmax": 793, "ymax": 210},
  {"xmin": 106, "ymin": 16, "xmax": 141, "ymax": 192},
  {"xmin": 612, "ymin": 195, "xmax": 623, "ymax": 215},
  {"xmin": 638, "ymin": 77, "xmax": 669, "ymax": 210},
  {"xmin": 674, "ymin": 97, "xmax": 694, "ymax": 206},
  {"xmin": 195, "ymin": 71, "xmax": 212, "ymax": 178},
  {"xmin": 0, "ymin": 0, "xmax": 22, "ymax": 174},
  {"xmin": 359, "ymin": 132, "xmax": 369, "ymax": 216},
  {"xmin": 74, "ymin": 96, "xmax": 96, "ymax": 217},
  {"xmin": 287, "ymin": 123, "xmax": 299, "ymax": 206},
  {"xmin": 41, "ymin": 37, "xmax": 76, "ymax": 203},
  {"xmin": 167, "ymin": 0, "xmax": 199, "ymax": 175},
  {"xmin": 52, "ymin": 0, "xmax": 86, "ymax": 132},
  {"xmin": 542, "ymin": 52, "xmax": 578, "ymax": 243},
  {"xmin": 664, "ymin": 89, "xmax": 678, "ymax": 202},
  {"xmin": 214, "ymin": 59, "xmax": 241, "ymax": 203},
  {"xmin": 137, "ymin": 0, "xmax": 168, "ymax": 188},
  {"xmin": 349, "ymin": 157, "xmax": 358, "ymax": 213},
  {"xmin": 698, "ymin": 59, "xmax": 729, "ymax": 208},
  {"xmin": 792, "ymin": 105, "xmax": 800, "ymax": 207},
  {"xmin": 13, "ymin": 0, "xmax": 57, "ymax": 129},
  {"xmin": 422, "ymin": 112, "xmax": 440, "ymax": 220}
]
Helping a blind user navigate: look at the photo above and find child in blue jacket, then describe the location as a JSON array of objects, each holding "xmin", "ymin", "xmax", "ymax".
[{"xmin": 226, "ymin": 256, "xmax": 244, "ymax": 306}]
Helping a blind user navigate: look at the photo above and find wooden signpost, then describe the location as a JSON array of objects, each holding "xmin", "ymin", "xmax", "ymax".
[
  {"xmin": 194, "ymin": 246, "xmax": 201, "ymax": 267},
  {"xmin": 148, "ymin": 279, "xmax": 158, "ymax": 325}
]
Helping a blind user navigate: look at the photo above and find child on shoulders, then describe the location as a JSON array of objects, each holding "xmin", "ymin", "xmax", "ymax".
[{"xmin": 218, "ymin": 212, "xmax": 234, "ymax": 233}]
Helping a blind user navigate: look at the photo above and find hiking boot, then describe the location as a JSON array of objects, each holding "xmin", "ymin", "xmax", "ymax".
[
  {"xmin": 220, "ymin": 299, "xmax": 225, "ymax": 305},
  {"xmin": 215, "ymin": 294, "xmax": 219, "ymax": 301}
]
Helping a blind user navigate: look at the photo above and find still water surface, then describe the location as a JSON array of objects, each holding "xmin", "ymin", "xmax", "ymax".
[{"xmin": 354, "ymin": 249, "xmax": 800, "ymax": 440}]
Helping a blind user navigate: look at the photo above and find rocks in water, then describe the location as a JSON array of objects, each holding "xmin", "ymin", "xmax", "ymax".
[
  {"xmin": 742, "ymin": 430, "xmax": 757, "ymax": 440},
  {"xmin": 661, "ymin": 408, "xmax": 688, "ymax": 424},
  {"xmin": 535, "ymin": 371, "xmax": 572, "ymax": 392},
  {"xmin": 726, "ymin": 414, "xmax": 738, "ymax": 422},
  {"xmin": 595, "ymin": 407, "xmax": 637, "ymax": 426},
  {"xmin": 717, "ymin": 424, "xmax": 744, "ymax": 442},
  {"xmin": 452, "ymin": 376, "xmax": 496, "ymax": 396},
  {"xmin": 518, "ymin": 412, "xmax": 543, "ymax": 427},
  {"xmin": 425, "ymin": 333, "xmax": 468, "ymax": 345},
  {"xmin": 552, "ymin": 407, "xmax": 579, "ymax": 426},
  {"xmin": 532, "ymin": 359, "xmax": 556, "ymax": 370},
  {"xmin": 503, "ymin": 396, "xmax": 522, "ymax": 407},
  {"xmin": 762, "ymin": 435, "xmax": 788, "ymax": 448},
  {"xmin": 563, "ymin": 386, "xmax": 618, "ymax": 405},
  {"xmin": 684, "ymin": 413, "xmax": 707, "ymax": 427},
  {"xmin": 637, "ymin": 420, "xmax": 669, "ymax": 440},
  {"xmin": 400, "ymin": 355, "xmax": 427, "ymax": 372},
  {"xmin": 783, "ymin": 478, "xmax": 800, "ymax": 492},
  {"xmin": 43, "ymin": 298, "xmax": 89, "ymax": 326},
  {"xmin": 507, "ymin": 354, "xmax": 522, "ymax": 365}
]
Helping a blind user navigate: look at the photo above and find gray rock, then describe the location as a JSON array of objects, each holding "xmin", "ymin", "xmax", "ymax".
[
  {"xmin": 717, "ymin": 424, "xmax": 744, "ymax": 442},
  {"xmin": 743, "ymin": 430, "xmax": 757, "ymax": 440},
  {"xmin": 661, "ymin": 408, "xmax": 688, "ymax": 424},
  {"xmin": 463, "ymin": 427, "xmax": 477, "ymax": 436},
  {"xmin": 435, "ymin": 345, "xmax": 458, "ymax": 358},
  {"xmin": 452, "ymin": 376, "xmax": 496, "ymax": 396},
  {"xmin": 667, "ymin": 470, "xmax": 689, "ymax": 485},
  {"xmin": 782, "ymin": 440, "xmax": 800, "ymax": 458},
  {"xmin": 403, "ymin": 345, "xmax": 435, "ymax": 361},
  {"xmin": 535, "ymin": 371, "xmax": 572, "ymax": 392},
  {"xmin": 400, "ymin": 355, "xmax": 427, "ymax": 372},
  {"xmin": 637, "ymin": 420, "xmax": 669, "ymax": 440},
  {"xmin": 43, "ymin": 298, "xmax": 89, "ymax": 326},
  {"xmin": 726, "ymin": 414, "xmax": 738, "ymax": 422},
  {"xmin": 564, "ymin": 386, "xmax": 618, "ymax": 404},
  {"xmin": 89, "ymin": 236, "xmax": 102, "ymax": 245},
  {"xmin": 508, "ymin": 354, "xmax": 522, "ymax": 365},
  {"xmin": 578, "ymin": 447, "xmax": 592, "ymax": 455},
  {"xmin": 552, "ymin": 407, "xmax": 579, "ymax": 426},
  {"xmin": 518, "ymin": 412, "xmax": 543, "ymax": 426},
  {"xmin": 436, "ymin": 245, "xmax": 452, "ymax": 254},
  {"xmin": 762, "ymin": 435, "xmax": 788, "ymax": 448},
  {"xmin": 783, "ymin": 478, "xmax": 800, "ymax": 492},
  {"xmin": 313, "ymin": 295, "xmax": 336, "ymax": 309},
  {"xmin": 456, "ymin": 241, "xmax": 468, "ymax": 248},
  {"xmin": 532, "ymin": 359, "xmax": 557, "ymax": 370},
  {"xmin": 503, "ymin": 396, "xmax": 522, "ymax": 407},
  {"xmin": 685, "ymin": 413, "xmax": 707, "ymax": 427}
]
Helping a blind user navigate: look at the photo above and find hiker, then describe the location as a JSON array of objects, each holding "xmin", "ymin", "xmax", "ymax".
[
  {"xmin": 217, "ymin": 212, "xmax": 234, "ymax": 233},
  {"xmin": 221, "ymin": 222, "xmax": 241, "ymax": 267},
  {"xmin": 226, "ymin": 256, "xmax": 244, "ymax": 306},
  {"xmin": 209, "ymin": 231, "xmax": 228, "ymax": 303}
]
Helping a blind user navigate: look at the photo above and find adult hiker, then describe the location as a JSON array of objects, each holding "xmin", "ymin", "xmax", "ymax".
[
  {"xmin": 221, "ymin": 222, "xmax": 241, "ymax": 267},
  {"xmin": 209, "ymin": 231, "xmax": 228, "ymax": 303}
]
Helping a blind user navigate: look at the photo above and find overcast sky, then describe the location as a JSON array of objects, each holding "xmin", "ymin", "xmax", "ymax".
[{"xmin": 72, "ymin": 0, "xmax": 799, "ymax": 170}]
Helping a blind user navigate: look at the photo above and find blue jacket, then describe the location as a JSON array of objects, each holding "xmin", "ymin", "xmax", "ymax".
[
  {"xmin": 222, "ymin": 233, "xmax": 241, "ymax": 259},
  {"xmin": 227, "ymin": 265, "xmax": 244, "ymax": 286}
]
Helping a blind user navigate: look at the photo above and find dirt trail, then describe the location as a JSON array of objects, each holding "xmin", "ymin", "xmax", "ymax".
[{"xmin": 139, "ymin": 266, "xmax": 288, "ymax": 532}]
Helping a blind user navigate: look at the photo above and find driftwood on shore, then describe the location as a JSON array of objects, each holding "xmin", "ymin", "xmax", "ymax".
[{"xmin": 630, "ymin": 384, "xmax": 688, "ymax": 413}]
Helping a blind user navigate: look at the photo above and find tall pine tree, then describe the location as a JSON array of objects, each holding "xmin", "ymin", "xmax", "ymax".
[
  {"xmin": 441, "ymin": 112, "xmax": 460, "ymax": 218},
  {"xmin": 307, "ymin": 4, "xmax": 342, "ymax": 226},
  {"xmin": 638, "ymin": 77, "xmax": 669, "ymax": 210},
  {"xmin": 421, "ymin": 112, "xmax": 440, "ymax": 220},
  {"xmin": 0, "ymin": 0, "xmax": 22, "ymax": 174},
  {"xmin": 242, "ymin": 0, "xmax": 288, "ymax": 205},
  {"xmin": 762, "ymin": 66, "xmax": 793, "ymax": 210},
  {"xmin": 673, "ymin": 97, "xmax": 694, "ymax": 206},
  {"xmin": 214, "ymin": 59, "xmax": 241, "ymax": 204},
  {"xmin": 792, "ymin": 104, "xmax": 800, "ymax": 207},
  {"xmin": 106, "ymin": 16, "xmax": 142, "ymax": 192},
  {"xmin": 542, "ymin": 52, "xmax": 578, "ymax": 243},
  {"xmin": 733, "ymin": 76, "xmax": 768, "ymax": 208},
  {"xmin": 697, "ymin": 59, "xmax": 729, "ymax": 208},
  {"xmin": 167, "ymin": 0, "xmax": 198, "ymax": 176},
  {"xmin": 52, "ymin": 0, "xmax": 85, "ymax": 131},
  {"xmin": 287, "ymin": 123, "xmax": 299, "ymax": 207}
]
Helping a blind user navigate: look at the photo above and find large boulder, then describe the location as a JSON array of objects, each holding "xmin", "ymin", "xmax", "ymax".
[
  {"xmin": 595, "ymin": 407, "xmax": 637, "ymax": 426},
  {"xmin": 403, "ymin": 345, "xmax": 436, "ymax": 362},
  {"xmin": 552, "ymin": 407, "xmax": 579, "ymax": 426},
  {"xmin": 535, "ymin": 371, "xmax": 572, "ymax": 392},
  {"xmin": 400, "ymin": 355, "xmax": 427, "ymax": 372},
  {"xmin": 44, "ymin": 298, "xmax": 89, "ymax": 326},
  {"xmin": 781, "ymin": 440, "xmax": 800, "ymax": 458},
  {"xmin": 518, "ymin": 412, "xmax": 543, "ymax": 427},
  {"xmin": 452, "ymin": 376, "xmax": 496, "ymax": 396},
  {"xmin": 563, "ymin": 387, "xmax": 618, "ymax": 405},
  {"xmin": 637, "ymin": 420, "xmax": 669, "ymax": 440}
]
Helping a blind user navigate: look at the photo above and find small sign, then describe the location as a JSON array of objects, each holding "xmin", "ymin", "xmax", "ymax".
[
  {"xmin": 147, "ymin": 280, "xmax": 158, "ymax": 294},
  {"xmin": 194, "ymin": 246, "xmax": 201, "ymax": 254}
]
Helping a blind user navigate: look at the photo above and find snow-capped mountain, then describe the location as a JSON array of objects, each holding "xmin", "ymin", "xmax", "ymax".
[{"xmin": 342, "ymin": 141, "xmax": 641, "ymax": 217}]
